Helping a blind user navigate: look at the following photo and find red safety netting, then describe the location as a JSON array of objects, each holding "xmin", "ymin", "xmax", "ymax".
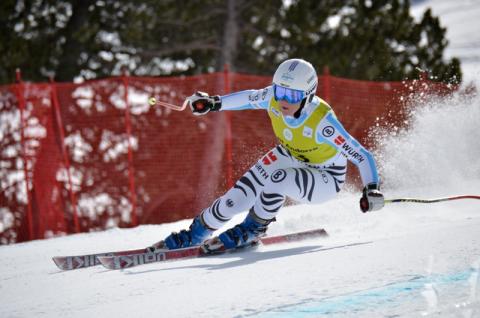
[{"xmin": 0, "ymin": 70, "xmax": 457, "ymax": 244}]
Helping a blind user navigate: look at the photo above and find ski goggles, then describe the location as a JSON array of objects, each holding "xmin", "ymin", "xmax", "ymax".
[{"xmin": 273, "ymin": 84, "xmax": 305, "ymax": 104}]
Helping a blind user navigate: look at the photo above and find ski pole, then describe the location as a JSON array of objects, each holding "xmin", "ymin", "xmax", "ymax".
[
  {"xmin": 148, "ymin": 97, "xmax": 189, "ymax": 111},
  {"xmin": 385, "ymin": 195, "xmax": 480, "ymax": 204}
]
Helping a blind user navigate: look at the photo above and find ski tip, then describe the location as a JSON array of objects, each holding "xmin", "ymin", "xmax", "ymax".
[
  {"xmin": 317, "ymin": 228, "xmax": 328, "ymax": 237},
  {"xmin": 52, "ymin": 257, "xmax": 68, "ymax": 270}
]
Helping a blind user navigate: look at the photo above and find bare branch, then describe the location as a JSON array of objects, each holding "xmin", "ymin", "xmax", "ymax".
[
  {"xmin": 242, "ymin": 24, "xmax": 267, "ymax": 37},
  {"xmin": 237, "ymin": 0, "xmax": 257, "ymax": 12},
  {"xmin": 152, "ymin": 8, "xmax": 226, "ymax": 28},
  {"xmin": 139, "ymin": 40, "xmax": 221, "ymax": 57}
]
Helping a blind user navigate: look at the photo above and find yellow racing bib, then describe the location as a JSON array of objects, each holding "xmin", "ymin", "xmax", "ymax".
[{"xmin": 267, "ymin": 99, "xmax": 338, "ymax": 164}]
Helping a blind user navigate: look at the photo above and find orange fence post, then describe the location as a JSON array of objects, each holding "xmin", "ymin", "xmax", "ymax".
[
  {"xmin": 420, "ymin": 70, "xmax": 430, "ymax": 95},
  {"xmin": 322, "ymin": 66, "xmax": 331, "ymax": 103},
  {"xmin": 122, "ymin": 71, "xmax": 138, "ymax": 227},
  {"xmin": 50, "ymin": 77, "xmax": 79, "ymax": 233},
  {"xmin": 15, "ymin": 69, "xmax": 34, "ymax": 240},
  {"xmin": 223, "ymin": 64, "xmax": 234, "ymax": 189}
]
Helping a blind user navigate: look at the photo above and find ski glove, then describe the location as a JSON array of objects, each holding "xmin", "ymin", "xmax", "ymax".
[
  {"xmin": 188, "ymin": 91, "xmax": 222, "ymax": 116},
  {"xmin": 360, "ymin": 183, "xmax": 385, "ymax": 212}
]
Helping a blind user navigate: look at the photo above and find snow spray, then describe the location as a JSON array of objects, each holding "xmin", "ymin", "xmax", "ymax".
[{"xmin": 371, "ymin": 91, "xmax": 480, "ymax": 194}]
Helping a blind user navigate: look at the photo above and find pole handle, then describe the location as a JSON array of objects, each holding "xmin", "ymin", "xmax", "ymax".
[{"xmin": 148, "ymin": 97, "xmax": 189, "ymax": 111}]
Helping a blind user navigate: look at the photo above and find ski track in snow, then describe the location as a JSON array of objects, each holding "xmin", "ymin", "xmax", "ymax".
[
  {"xmin": 2, "ymin": 196, "xmax": 480, "ymax": 317},
  {"xmin": 1, "ymin": 1, "xmax": 480, "ymax": 317}
]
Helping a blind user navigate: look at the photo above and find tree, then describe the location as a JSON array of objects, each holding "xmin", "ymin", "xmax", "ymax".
[
  {"xmin": 255, "ymin": 0, "xmax": 461, "ymax": 83},
  {"xmin": 0, "ymin": 0, "xmax": 462, "ymax": 84}
]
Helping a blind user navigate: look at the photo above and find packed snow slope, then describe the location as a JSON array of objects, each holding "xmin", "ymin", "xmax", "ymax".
[
  {"xmin": 2, "ymin": 1, "xmax": 480, "ymax": 317},
  {"xmin": 1, "ymin": 83, "xmax": 480, "ymax": 318}
]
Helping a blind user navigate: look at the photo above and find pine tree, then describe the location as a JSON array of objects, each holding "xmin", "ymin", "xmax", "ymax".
[{"xmin": 0, "ymin": 0, "xmax": 462, "ymax": 84}]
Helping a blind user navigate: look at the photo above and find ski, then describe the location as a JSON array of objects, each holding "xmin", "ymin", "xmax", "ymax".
[
  {"xmin": 97, "ymin": 228, "xmax": 327, "ymax": 270},
  {"xmin": 52, "ymin": 247, "xmax": 151, "ymax": 270}
]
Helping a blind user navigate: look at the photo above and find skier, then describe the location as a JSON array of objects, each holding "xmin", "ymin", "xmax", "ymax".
[{"xmin": 155, "ymin": 58, "xmax": 384, "ymax": 252}]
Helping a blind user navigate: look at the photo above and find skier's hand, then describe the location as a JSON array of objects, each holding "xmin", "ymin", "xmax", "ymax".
[
  {"xmin": 188, "ymin": 91, "xmax": 222, "ymax": 116},
  {"xmin": 360, "ymin": 183, "xmax": 384, "ymax": 212}
]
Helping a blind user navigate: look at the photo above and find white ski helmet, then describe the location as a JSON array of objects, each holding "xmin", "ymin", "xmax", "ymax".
[{"xmin": 272, "ymin": 58, "xmax": 318, "ymax": 104}]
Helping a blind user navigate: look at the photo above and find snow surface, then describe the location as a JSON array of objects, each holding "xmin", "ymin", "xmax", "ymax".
[{"xmin": 1, "ymin": 1, "xmax": 480, "ymax": 317}]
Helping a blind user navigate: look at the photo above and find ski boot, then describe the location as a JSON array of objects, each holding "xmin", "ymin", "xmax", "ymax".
[
  {"xmin": 150, "ymin": 215, "xmax": 214, "ymax": 250},
  {"xmin": 204, "ymin": 210, "xmax": 275, "ymax": 252}
]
